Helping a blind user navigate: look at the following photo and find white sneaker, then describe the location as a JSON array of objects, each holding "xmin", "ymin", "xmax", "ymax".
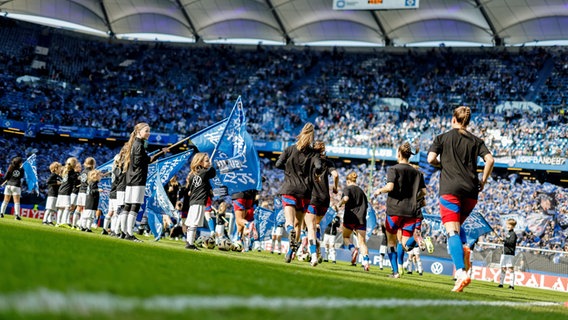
[
  {"xmin": 310, "ymin": 254, "xmax": 318, "ymax": 267},
  {"xmin": 452, "ymin": 270, "xmax": 471, "ymax": 292}
]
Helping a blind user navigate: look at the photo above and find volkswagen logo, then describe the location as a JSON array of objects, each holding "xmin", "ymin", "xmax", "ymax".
[{"xmin": 431, "ymin": 262, "xmax": 444, "ymax": 274}]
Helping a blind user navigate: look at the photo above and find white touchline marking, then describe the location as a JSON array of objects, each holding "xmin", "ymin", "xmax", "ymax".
[{"xmin": 0, "ymin": 289, "xmax": 563, "ymax": 314}]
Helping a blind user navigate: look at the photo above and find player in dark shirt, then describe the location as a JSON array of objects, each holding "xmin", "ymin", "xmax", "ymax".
[
  {"xmin": 428, "ymin": 106, "xmax": 494, "ymax": 292},
  {"xmin": 275, "ymin": 123, "xmax": 320, "ymax": 263},
  {"xmin": 374, "ymin": 142, "xmax": 426, "ymax": 278},
  {"xmin": 73, "ymin": 157, "xmax": 96, "ymax": 229},
  {"xmin": 305, "ymin": 140, "xmax": 338, "ymax": 266},
  {"xmin": 333, "ymin": 171, "xmax": 369, "ymax": 271}
]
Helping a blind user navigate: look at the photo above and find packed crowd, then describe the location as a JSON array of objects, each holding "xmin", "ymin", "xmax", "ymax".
[{"xmin": 1, "ymin": 19, "xmax": 567, "ymax": 158}]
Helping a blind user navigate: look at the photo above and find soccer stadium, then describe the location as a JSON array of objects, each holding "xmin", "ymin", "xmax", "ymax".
[{"xmin": 0, "ymin": 1, "xmax": 567, "ymax": 319}]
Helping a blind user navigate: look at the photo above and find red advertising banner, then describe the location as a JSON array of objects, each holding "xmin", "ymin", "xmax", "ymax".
[
  {"xmin": 470, "ymin": 266, "xmax": 568, "ymax": 292},
  {"xmin": 19, "ymin": 207, "xmax": 46, "ymax": 220}
]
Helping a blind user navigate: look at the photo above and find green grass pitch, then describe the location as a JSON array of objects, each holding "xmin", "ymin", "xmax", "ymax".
[{"xmin": 1, "ymin": 217, "xmax": 567, "ymax": 320}]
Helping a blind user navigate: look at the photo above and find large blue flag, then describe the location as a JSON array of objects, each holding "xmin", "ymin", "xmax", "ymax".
[
  {"xmin": 462, "ymin": 211, "xmax": 495, "ymax": 247},
  {"xmin": 254, "ymin": 207, "xmax": 275, "ymax": 241},
  {"xmin": 144, "ymin": 150, "xmax": 194, "ymax": 238},
  {"xmin": 145, "ymin": 161, "xmax": 181, "ymax": 239},
  {"xmin": 22, "ymin": 154, "xmax": 38, "ymax": 193},
  {"xmin": 145, "ymin": 150, "xmax": 193, "ymax": 189},
  {"xmin": 142, "ymin": 113, "xmax": 240, "ymax": 237},
  {"xmin": 190, "ymin": 119, "xmax": 228, "ymax": 155},
  {"xmin": 210, "ymin": 96, "xmax": 262, "ymax": 195}
]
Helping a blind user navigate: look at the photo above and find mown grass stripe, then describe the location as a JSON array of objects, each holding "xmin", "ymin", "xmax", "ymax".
[{"xmin": 0, "ymin": 289, "xmax": 564, "ymax": 314}]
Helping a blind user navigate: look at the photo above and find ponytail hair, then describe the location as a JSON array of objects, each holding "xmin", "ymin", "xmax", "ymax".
[
  {"xmin": 118, "ymin": 143, "xmax": 129, "ymax": 172},
  {"xmin": 63, "ymin": 157, "xmax": 78, "ymax": 177},
  {"xmin": 296, "ymin": 123, "xmax": 315, "ymax": 152},
  {"xmin": 7, "ymin": 156, "xmax": 23, "ymax": 176},
  {"xmin": 313, "ymin": 140, "xmax": 326, "ymax": 156},
  {"xmin": 399, "ymin": 142, "xmax": 415, "ymax": 160},
  {"xmin": 453, "ymin": 106, "xmax": 471, "ymax": 135},
  {"xmin": 123, "ymin": 122, "xmax": 149, "ymax": 172}
]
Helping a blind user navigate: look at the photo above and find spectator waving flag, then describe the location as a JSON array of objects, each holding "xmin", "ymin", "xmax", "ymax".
[
  {"xmin": 22, "ymin": 154, "xmax": 38, "ymax": 193},
  {"xmin": 462, "ymin": 211, "xmax": 495, "ymax": 247},
  {"xmin": 210, "ymin": 96, "xmax": 262, "ymax": 195}
]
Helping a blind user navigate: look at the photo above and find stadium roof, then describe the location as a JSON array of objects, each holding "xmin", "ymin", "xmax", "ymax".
[{"xmin": 1, "ymin": 0, "xmax": 568, "ymax": 47}]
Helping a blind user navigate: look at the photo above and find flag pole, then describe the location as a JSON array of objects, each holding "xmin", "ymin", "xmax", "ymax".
[
  {"xmin": 150, "ymin": 136, "xmax": 193, "ymax": 163},
  {"xmin": 210, "ymin": 95, "xmax": 242, "ymax": 160}
]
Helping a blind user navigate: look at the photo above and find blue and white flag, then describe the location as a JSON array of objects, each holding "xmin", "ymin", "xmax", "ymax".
[
  {"xmin": 144, "ymin": 150, "xmax": 194, "ymax": 205},
  {"xmin": 146, "ymin": 150, "xmax": 193, "ymax": 189},
  {"xmin": 190, "ymin": 119, "xmax": 228, "ymax": 155},
  {"xmin": 462, "ymin": 211, "xmax": 494, "ymax": 247},
  {"xmin": 275, "ymin": 209, "xmax": 285, "ymax": 226},
  {"xmin": 145, "ymin": 163, "xmax": 179, "ymax": 239},
  {"xmin": 98, "ymin": 177, "xmax": 112, "ymax": 214},
  {"xmin": 210, "ymin": 96, "xmax": 262, "ymax": 195},
  {"xmin": 95, "ymin": 157, "xmax": 118, "ymax": 214},
  {"xmin": 366, "ymin": 206, "xmax": 377, "ymax": 241},
  {"xmin": 143, "ymin": 150, "xmax": 193, "ymax": 238},
  {"xmin": 22, "ymin": 154, "xmax": 38, "ymax": 193},
  {"xmin": 423, "ymin": 214, "xmax": 444, "ymax": 234},
  {"xmin": 96, "ymin": 158, "xmax": 115, "ymax": 174},
  {"xmin": 254, "ymin": 207, "xmax": 275, "ymax": 241}
]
